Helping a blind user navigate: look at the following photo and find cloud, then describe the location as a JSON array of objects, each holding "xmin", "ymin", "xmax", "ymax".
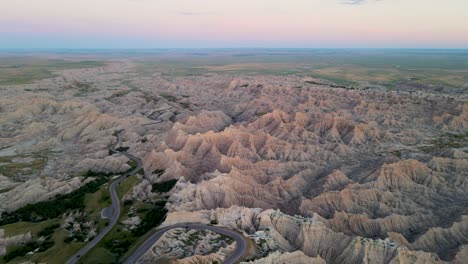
[
  {"xmin": 340, "ymin": 0, "xmax": 381, "ymax": 5},
  {"xmin": 178, "ymin": 11, "xmax": 216, "ymax": 16}
]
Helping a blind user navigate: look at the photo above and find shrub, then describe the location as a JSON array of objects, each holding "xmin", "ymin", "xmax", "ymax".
[
  {"xmin": 116, "ymin": 146, "xmax": 129, "ymax": 152},
  {"xmin": 38, "ymin": 223, "xmax": 60, "ymax": 237},
  {"xmin": 153, "ymin": 169, "xmax": 165, "ymax": 176},
  {"xmin": 151, "ymin": 179, "xmax": 177, "ymax": 193},
  {"xmin": 3, "ymin": 239, "xmax": 54, "ymax": 262},
  {"xmin": 38, "ymin": 240, "xmax": 54, "ymax": 252},
  {"xmin": 132, "ymin": 204, "xmax": 168, "ymax": 236},
  {"xmin": 84, "ymin": 170, "xmax": 114, "ymax": 177},
  {"xmin": 3, "ymin": 241, "xmax": 40, "ymax": 262},
  {"xmin": 0, "ymin": 177, "xmax": 108, "ymax": 225}
]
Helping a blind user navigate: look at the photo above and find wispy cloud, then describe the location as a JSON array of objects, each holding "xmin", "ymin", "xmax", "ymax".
[
  {"xmin": 340, "ymin": 0, "xmax": 381, "ymax": 5},
  {"xmin": 179, "ymin": 11, "xmax": 216, "ymax": 16}
]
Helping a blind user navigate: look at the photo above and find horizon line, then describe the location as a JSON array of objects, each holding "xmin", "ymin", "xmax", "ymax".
[{"xmin": 1, "ymin": 47, "xmax": 468, "ymax": 51}]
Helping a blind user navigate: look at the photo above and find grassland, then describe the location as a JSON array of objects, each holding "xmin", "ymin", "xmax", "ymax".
[
  {"xmin": 0, "ymin": 154, "xmax": 48, "ymax": 179},
  {"xmin": 78, "ymin": 175, "xmax": 143, "ymax": 264},
  {"xmin": 134, "ymin": 49, "xmax": 468, "ymax": 93},
  {"xmin": 116, "ymin": 175, "xmax": 141, "ymax": 199},
  {"xmin": 1, "ymin": 218, "xmax": 59, "ymax": 238},
  {"xmin": 84, "ymin": 184, "xmax": 112, "ymax": 215},
  {"xmin": 78, "ymin": 174, "xmax": 174, "ymax": 264},
  {"xmin": 418, "ymin": 132, "xmax": 468, "ymax": 153},
  {"xmin": 0, "ymin": 176, "xmax": 113, "ymax": 263},
  {"xmin": 2, "ymin": 226, "xmax": 86, "ymax": 264},
  {"xmin": 0, "ymin": 57, "xmax": 104, "ymax": 85}
]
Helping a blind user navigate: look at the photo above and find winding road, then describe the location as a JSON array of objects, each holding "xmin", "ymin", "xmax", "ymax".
[
  {"xmin": 67, "ymin": 130, "xmax": 248, "ymax": 264},
  {"xmin": 66, "ymin": 130, "xmax": 143, "ymax": 264},
  {"xmin": 123, "ymin": 223, "xmax": 247, "ymax": 264}
]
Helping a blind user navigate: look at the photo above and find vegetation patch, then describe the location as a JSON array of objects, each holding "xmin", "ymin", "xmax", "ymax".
[
  {"xmin": 151, "ymin": 179, "xmax": 177, "ymax": 193},
  {"xmin": 0, "ymin": 177, "xmax": 108, "ymax": 225},
  {"xmin": 160, "ymin": 93, "xmax": 177, "ymax": 102},
  {"xmin": 79, "ymin": 176, "xmax": 167, "ymax": 263},
  {"xmin": 179, "ymin": 102, "xmax": 190, "ymax": 109},
  {"xmin": 418, "ymin": 132, "xmax": 468, "ymax": 153},
  {"xmin": 30, "ymin": 227, "xmax": 85, "ymax": 264},
  {"xmin": 131, "ymin": 202, "xmax": 168, "ymax": 236},
  {"xmin": 153, "ymin": 169, "xmax": 165, "ymax": 176},
  {"xmin": 0, "ymin": 154, "xmax": 48, "ymax": 178},
  {"xmin": 3, "ymin": 240, "xmax": 54, "ymax": 262},
  {"xmin": 38, "ymin": 223, "xmax": 60, "ymax": 238},
  {"xmin": 84, "ymin": 170, "xmax": 114, "ymax": 177},
  {"xmin": 70, "ymin": 80, "xmax": 97, "ymax": 97},
  {"xmin": 116, "ymin": 175, "xmax": 141, "ymax": 199},
  {"xmin": 127, "ymin": 160, "xmax": 138, "ymax": 171},
  {"xmin": 1, "ymin": 219, "xmax": 59, "ymax": 238},
  {"xmin": 116, "ymin": 146, "xmax": 129, "ymax": 152},
  {"xmin": 0, "ymin": 58, "xmax": 104, "ymax": 85},
  {"xmin": 103, "ymin": 231, "xmax": 136, "ymax": 259}
]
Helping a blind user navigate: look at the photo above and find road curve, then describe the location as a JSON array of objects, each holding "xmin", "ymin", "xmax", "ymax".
[
  {"xmin": 123, "ymin": 223, "xmax": 248, "ymax": 264},
  {"xmin": 67, "ymin": 129, "xmax": 143, "ymax": 264}
]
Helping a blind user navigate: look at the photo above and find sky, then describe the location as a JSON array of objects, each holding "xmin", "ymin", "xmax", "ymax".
[{"xmin": 1, "ymin": 0, "xmax": 467, "ymax": 49}]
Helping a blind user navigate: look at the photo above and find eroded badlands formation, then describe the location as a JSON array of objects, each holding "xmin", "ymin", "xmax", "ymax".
[
  {"xmin": 138, "ymin": 228, "xmax": 235, "ymax": 263},
  {"xmin": 0, "ymin": 61, "xmax": 467, "ymax": 263}
]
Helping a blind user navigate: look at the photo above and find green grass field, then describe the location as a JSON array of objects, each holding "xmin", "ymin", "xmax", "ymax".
[
  {"xmin": 0, "ymin": 154, "xmax": 48, "ymax": 179},
  {"xmin": 78, "ymin": 175, "xmax": 143, "ymax": 264},
  {"xmin": 0, "ymin": 176, "xmax": 113, "ymax": 263},
  {"xmin": 1, "ymin": 219, "xmax": 59, "ymax": 237}
]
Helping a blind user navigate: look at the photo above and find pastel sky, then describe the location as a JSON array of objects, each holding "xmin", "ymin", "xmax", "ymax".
[{"xmin": 1, "ymin": 0, "xmax": 468, "ymax": 48}]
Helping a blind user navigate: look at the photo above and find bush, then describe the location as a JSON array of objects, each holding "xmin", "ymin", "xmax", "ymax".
[
  {"xmin": 104, "ymin": 238, "xmax": 134, "ymax": 254},
  {"xmin": 3, "ymin": 241, "xmax": 40, "ymax": 262},
  {"xmin": 160, "ymin": 93, "xmax": 177, "ymax": 102},
  {"xmin": 72, "ymin": 233, "xmax": 87, "ymax": 242},
  {"xmin": 2, "ymin": 239, "xmax": 54, "ymax": 262},
  {"xmin": 38, "ymin": 223, "xmax": 60, "ymax": 237},
  {"xmin": 132, "ymin": 203, "xmax": 168, "ymax": 236},
  {"xmin": 153, "ymin": 169, "xmax": 165, "ymax": 176},
  {"xmin": 210, "ymin": 219, "xmax": 218, "ymax": 225},
  {"xmin": 123, "ymin": 200, "xmax": 133, "ymax": 206},
  {"xmin": 0, "ymin": 177, "xmax": 108, "ymax": 225},
  {"xmin": 84, "ymin": 170, "xmax": 114, "ymax": 177},
  {"xmin": 151, "ymin": 179, "xmax": 177, "ymax": 193},
  {"xmin": 38, "ymin": 240, "xmax": 54, "ymax": 252},
  {"xmin": 116, "ymin": 146, "xmax": 129, "ymax": 152},
  {"xmin": 127, "ymin": 160, "xmax": 138, "ymax": 171}
]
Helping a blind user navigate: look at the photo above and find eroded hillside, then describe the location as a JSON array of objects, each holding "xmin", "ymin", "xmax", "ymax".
[{"xmin": 0, "ymin": 56, "xmax": 467, "ymax": 263}]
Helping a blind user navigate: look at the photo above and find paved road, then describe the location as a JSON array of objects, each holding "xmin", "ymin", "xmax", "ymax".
[
  {"xmin": 67, "ymin": 130, "xmax": 247, "ymax": 264},
  {"xmin": 66, "ymin": 129, "xmax": 143, "ymax": 264},
  {"xmin": 123, "ymin": 223, "xmax": 248, "ymax": 264}
]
